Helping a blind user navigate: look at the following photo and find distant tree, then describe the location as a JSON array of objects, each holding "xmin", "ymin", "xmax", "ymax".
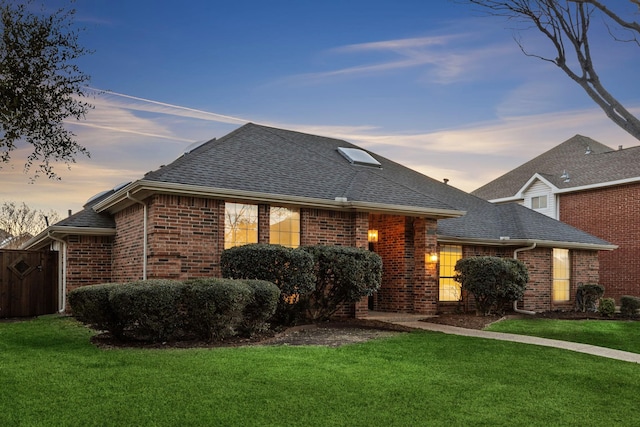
[
  {"xmin": 0, "ymin": 201, "xmax": 59, "ymax": 248},
  {"xmin": 461, "ymin": 0, "xmax": 640, "ymax": 141},
  {"xmin": 0, "ymin": 0, "xmax": 92, "ymax": 179}
]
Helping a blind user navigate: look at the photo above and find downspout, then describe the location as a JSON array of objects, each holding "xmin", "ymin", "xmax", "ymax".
[
  {"xmin": 513, "ymin": 243, "xmax": 537, "ymax": 315},
  {"xmin": 48, "ymin": 233, "xmax": 67, "ymax": 313},
  {"xmin": 127, "ymin": 192, "xmax": 147, "ymax": 280}
]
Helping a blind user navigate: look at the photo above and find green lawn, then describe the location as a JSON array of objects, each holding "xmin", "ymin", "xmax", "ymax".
[
  {"xmin": 486, "ymin": 318, "xmax": 640, "ymax": 354},
  {"xmin": 1, "ymin": 316, "xmax": 639, "ymax": 427}
]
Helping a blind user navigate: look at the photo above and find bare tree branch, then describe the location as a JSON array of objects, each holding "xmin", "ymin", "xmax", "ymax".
[{"xmin": 463, "ymin": 0, "xmax": 640, "ymax": 141}]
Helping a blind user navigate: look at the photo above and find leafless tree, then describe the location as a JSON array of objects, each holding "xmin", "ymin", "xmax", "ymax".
[
  {"xmin": 0, "ymin": 201, "xmax": 59, "ymax": 248},
  {"xmin": 463, "ymin": 0, "xmax": 640, "ymax": 141}
]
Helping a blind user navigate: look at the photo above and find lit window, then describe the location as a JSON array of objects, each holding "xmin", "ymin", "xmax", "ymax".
[
  {"xmin": 269, "ymin": 207, "xmax": 300, "ymax": 248},
  {"xmin": 439, "ymin": 245, "xmax": 463, "ymax": 301},
  {"xmin": 553, "ymin": 248, "xmax": 570, "ymax": 301},
  {"xmin": 532, "ymin": 196, "xmax": 548, "ymax": 210},
  {"xmin": 224, "ymin": 203, "xmax": 258, "ymax": 249}
]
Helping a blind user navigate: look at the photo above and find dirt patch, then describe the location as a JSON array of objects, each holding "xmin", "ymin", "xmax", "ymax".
[{"xmin": 90, "ymin": 319, "xmax": 414, "ymax": 350}]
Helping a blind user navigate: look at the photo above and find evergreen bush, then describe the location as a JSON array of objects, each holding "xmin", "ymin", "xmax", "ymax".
[
  {"xmin": 620, "ymin": 295, "xmax": 640, "ymax": 317},
  {"xmin": 598, "ymin": 297, "xmax": 616, "ymax": 317},
  {"xmin": 575, "ymin": 283, "xmax": 605, "ymax": 312},
  {"xmin": 67, "ymin": 283, "xmax": 122, "ymax": 334},
  {"xmin": 221, "ymin": 243, "xmax": 315, "ymax": 325},
  {"xmin": 454, "ymin": 256, "xmax": 528, "ymax": 315},
  {"xmin": 300, "ymin": 245, "xmax": 382, "ymax": 321}
]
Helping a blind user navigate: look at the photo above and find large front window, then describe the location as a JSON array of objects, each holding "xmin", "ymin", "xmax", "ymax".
[
  {"xmin": 553, "ymin": 248, "xmax": 570, "ymax": 301},
  {"xmin": 224, "ymin": 203, "xmax": 258, "ymax": 249},
  {"xmin": 269, "ymin": 207, "xmax": 300, "ymax": 248},
  {"xmin": 439, "ymin": 245, "xmax": 462, "ymax": 301}
]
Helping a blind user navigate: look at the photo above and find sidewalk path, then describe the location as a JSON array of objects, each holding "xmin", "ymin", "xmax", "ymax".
[{"xmin": 366, "ymin": 312, "xmax": 640, "ymax": 364}]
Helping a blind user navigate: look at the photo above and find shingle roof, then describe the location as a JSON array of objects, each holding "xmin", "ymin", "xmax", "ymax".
[
  {"xmin": 143, "ymin": 123, "xmax": 457, "ymax": 212},
  {"xmin": 472, "ymin": 135, "xmax": 640, "ymax": 200},
  {"xmin": 136, "ymin": 123, "xmax": 610, "ymax": 248},
  {"xmin": 53, "ymin": 189, "xmax": 116, "ymax": 229}
]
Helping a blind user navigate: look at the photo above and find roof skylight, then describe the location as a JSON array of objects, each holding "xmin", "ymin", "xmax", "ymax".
[{"xmin": 337, "ymin": 147, "xmax": 381, "ymax": 168}]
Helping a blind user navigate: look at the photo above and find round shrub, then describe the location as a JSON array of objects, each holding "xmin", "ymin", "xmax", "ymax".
[
  {"xmin": 598, "ymin": 297, "xmax": 616, "ymax": 317},
  {"xmin": 620, "ymin": 295, "xmax": 640, "ymax": 317},
  {"xmin": 108, "ymin": 280, "xmax": 185, "ymax": 341},
  {"xmin": 183, "ymin": 278, "xmax": 253, "ymax": 340},
  {"xmin": 241, "ymin": 280, "xmax": 281, "ymax": 336},
  {"xmin": 221, "ymin": 243, "xmax": 315, "ymax": 325},
  {"xmin": 454, "ymin": 256, "xmax": 528, "ymax": 315}
]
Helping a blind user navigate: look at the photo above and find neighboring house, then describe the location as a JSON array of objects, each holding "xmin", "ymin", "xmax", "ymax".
[
  {"xmin": 25, "ymin": 124, "xmax": 615, "ymax": 316},
  {"xmin": 473, "ymin": 134, "xmax": 640, "ymax": 303}
]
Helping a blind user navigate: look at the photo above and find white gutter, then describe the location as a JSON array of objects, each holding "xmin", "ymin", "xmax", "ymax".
[
  {"xmin": 47, "ymin": 232, "xmax": 67, "ymax": 313},
  {"xmin": 513, "ymin": 243, "xmax": 537, "ymax": 315},
  {"xmin": 126, "ymin": 192, "xmax": 147, "ymax": 280}
]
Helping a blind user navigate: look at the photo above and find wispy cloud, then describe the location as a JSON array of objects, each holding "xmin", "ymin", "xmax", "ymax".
[{"xmin": 278, "ymin": 28, "xmax": 519, "ymax": 86}]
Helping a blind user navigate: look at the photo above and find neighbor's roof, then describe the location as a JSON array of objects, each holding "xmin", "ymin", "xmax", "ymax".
[
  {"xmin": 33, "ymin": 123, "xmax": 614, "ymax": 250},
  {"xmin": 472, "ymin": 135, "xmax": 640, "ymax": 201}
]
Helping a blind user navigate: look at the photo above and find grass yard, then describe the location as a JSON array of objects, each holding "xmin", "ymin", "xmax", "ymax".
[
  {"xmin": 486, "ymin": 318, "xmax": 640, "ymax": 354},
  {"xmin": 1, "ymin": 315, "xmax": 639, "ymax": 427}
]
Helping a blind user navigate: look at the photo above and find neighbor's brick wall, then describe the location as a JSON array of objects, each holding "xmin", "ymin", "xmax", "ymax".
[
  {"xmin": 559, "ymin": 183, "xmax": 640, "ymax": 302},
  {"xmin": 65, "ymin": 235, "xmax": 113, "ymax": 295},
  {"xmin": 146, "ymin": 195, "xmax": 223, "ymax": 280}
]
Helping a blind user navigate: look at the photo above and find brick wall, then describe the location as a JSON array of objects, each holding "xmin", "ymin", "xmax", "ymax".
[
  {"xmin": 453, "ymin": 246, "xmax": 598, "ymax": 312},
  {"xmin": 65, "ymin": 235, "xmax": 113, "ymax": 295},
  {"xmin": 368, "ymin": 214, "xmax": 438, "ymax": 315},
  {"xmin": 559, "ymin": 183, "xmax": 640, "ymax": 302},
  {"xmin": 147, "ymin": 195, "xmax": 223, "ymax": 280},
  {"xmin": 112, "ymin": 203, "xmax": 145, "ymax": 282}
]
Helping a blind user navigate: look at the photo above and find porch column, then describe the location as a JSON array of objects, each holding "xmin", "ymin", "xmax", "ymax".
[
  {"xmin": 412, "ymin": 217, "xmax": 439, "ymax": 315},
  {"xmin": 354, "ymin": 212, "xmax": 370, "ymax": 318}
]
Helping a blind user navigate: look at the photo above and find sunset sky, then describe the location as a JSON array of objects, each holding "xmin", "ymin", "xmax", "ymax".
[{"xmin": 2, "ymin": 0, "xmax": 639, "ymax": 217}]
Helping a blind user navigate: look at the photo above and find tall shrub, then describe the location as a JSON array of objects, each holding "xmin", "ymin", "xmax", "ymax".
[
  {"xmin": 300, "ymin": 245, "xmax": 382, "ymax": 321},
  {"xmin": 454, "ymin": 256, "xmax": 528, "ymax": 315},
  {"xmin": 221, "ymin": 244, "xmax": 315, "ymax": 325}
]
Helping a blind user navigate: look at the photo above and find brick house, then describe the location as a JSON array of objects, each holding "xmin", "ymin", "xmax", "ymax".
[
  {"xmin": 473, "ymin": 134, "xmax": 639, "ymax": 303},
  {"xmin": 25, "ymin": 124, "xmax": 614, "ymax": 316}
]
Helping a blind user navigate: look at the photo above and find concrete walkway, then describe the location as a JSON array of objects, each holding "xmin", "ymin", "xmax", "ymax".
[{"xmin": 366, "ymin": 312, "xmax": 640, "ymax": 364}]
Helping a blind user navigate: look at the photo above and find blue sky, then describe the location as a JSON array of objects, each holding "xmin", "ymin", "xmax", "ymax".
[{"xmin": 3, "ymin": 0, "xmax": 640, "ymax": 216}]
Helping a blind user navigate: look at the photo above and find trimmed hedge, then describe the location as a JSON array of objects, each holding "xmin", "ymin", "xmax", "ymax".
[
  {"xmin": 68, "ymin": 278, "xmax": 280, "ymax": 342},
  {"xmin": 300, "ymin": 245, "xmax": 382, "ymax": 321},
  {"xmin": 620, "ymin": 295, "xmax": 640, "ymax": 317},
  {"xmin": 221, "ymin": 243, "xmax": 315, "ymax": 324},
  {"xmin": 66, "ymin": 283, "xmax": 123, "ymax": 334},
  {"xmin": 454, "ymin": 256, "xmax": 528, "ymax": 315}
]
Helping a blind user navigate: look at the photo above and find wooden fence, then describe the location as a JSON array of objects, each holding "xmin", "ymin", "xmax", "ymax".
[{"xmin": 0, "ymin": 250, "xmax": 58, "ymax": 318}]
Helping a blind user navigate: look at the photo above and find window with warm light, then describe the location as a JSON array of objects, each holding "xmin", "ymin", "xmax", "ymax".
[
  {"xmin": 439, "ymin": 245, "xmax": 462, "ymax": 301},
  {"xmin": 269, "ymin": 207, "xmax": 300, "ymax": 248},
  {"xmin": 553, "ymin": 248, "xmax": 570, "ymax": 301},
  {"xmin": 224, "ymin": 202, "xmax": 258, "ymax": 249}
]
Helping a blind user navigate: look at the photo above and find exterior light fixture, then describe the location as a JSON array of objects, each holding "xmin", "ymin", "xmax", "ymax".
[
  {"xmin": 426, "ymin": 252, "xmax": 439, "ymax": 264},
  {"xmin": 368, "ymin": 229, "xmax": 379, "ymax": 243}
]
